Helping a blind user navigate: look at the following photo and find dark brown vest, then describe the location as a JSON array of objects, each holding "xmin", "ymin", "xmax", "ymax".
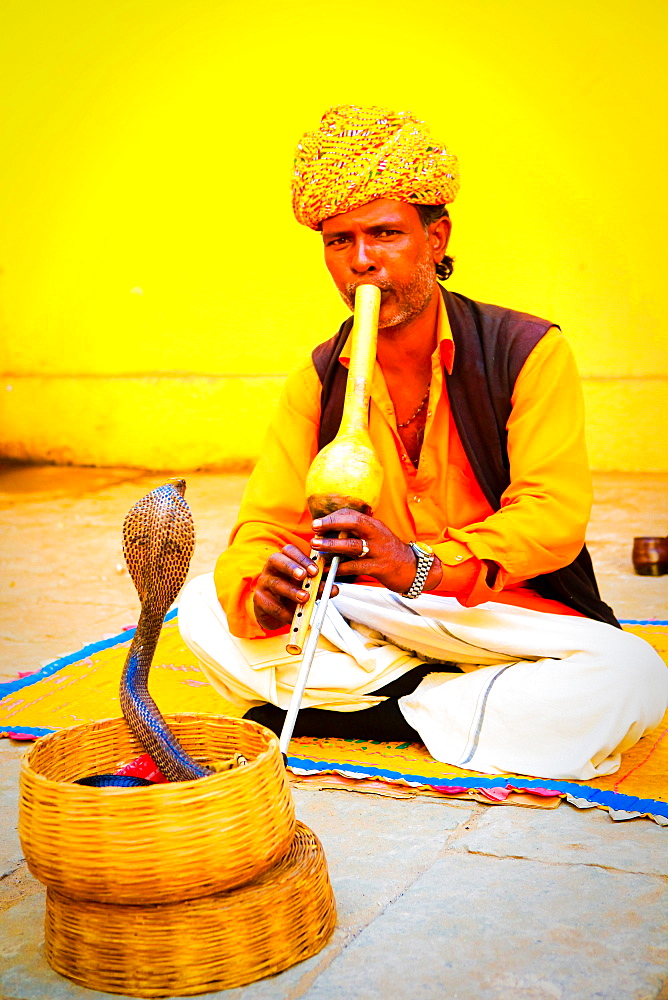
[{"xmin": 312, "ymin": 285, "xmax": 620, "ymax": 627}]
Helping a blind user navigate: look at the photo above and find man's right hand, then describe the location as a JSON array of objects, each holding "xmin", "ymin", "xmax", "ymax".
[{"xmin": 253, "ymin": 544, "xmax": 332, "ymax": 631}]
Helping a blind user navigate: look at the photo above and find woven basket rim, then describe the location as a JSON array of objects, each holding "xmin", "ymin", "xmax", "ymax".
[{"xmin": 22, "ymin": 712, "xmax": 279, "ymax": 794}]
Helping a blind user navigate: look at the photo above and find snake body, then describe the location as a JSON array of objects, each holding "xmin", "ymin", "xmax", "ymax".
[
  {"xmin": 119, "ymin": 480, "xmax": 211, "ymax": 781},
  {"xmin": 77, "ymin": 480, "xmax": 223, "ymax": 785}
]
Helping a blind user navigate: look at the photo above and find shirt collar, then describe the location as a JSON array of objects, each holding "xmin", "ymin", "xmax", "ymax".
[
  {"xmin": 338, "ymin": 286, "xmax": 455, "ymax": 374},
  {"xmin": 436, "ymin": 287, "xmax": 455, "ymax": 374}
]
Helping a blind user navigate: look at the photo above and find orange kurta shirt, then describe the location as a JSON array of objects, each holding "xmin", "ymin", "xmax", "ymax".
[{"xmin": 215, "ymin": 295, "xmax": 592, "ymax": 638}]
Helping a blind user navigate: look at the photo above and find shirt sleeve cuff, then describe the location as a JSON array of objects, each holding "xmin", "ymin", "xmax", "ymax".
[
  {"xmin": 432, "ymin": 536, "xmax": 507, "ymax": 606},
  {"xmin": 432, "ymin": 538, "xmax": 476, "ymax": 567},
  {"xmin": 457, "ymin": 560, "xmax": 504, "ymax": 606}
]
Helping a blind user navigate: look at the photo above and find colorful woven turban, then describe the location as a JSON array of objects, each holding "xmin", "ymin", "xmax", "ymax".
[{"xmin": 292, "ymin": 105, "xmax": 460, "ymax": 230}]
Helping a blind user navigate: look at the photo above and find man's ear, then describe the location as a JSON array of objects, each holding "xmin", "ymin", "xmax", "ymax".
[{"xmin": 430, "ymin": 215, "xmax": 452, "ymax": 264}]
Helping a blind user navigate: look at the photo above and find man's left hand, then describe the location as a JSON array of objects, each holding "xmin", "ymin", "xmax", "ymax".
[{"xmin": 310, "ymin": 508, "xmax": 442, "ymax": 595}]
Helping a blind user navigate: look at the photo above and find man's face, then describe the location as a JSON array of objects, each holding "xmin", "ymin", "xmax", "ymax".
[{"xmin": 321, "ymin": 199, "xmax": 449, "ymax": 330}]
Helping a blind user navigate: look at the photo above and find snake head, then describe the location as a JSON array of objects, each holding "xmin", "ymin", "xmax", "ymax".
[
  {"xmin": 122, "ymin": 481, "xmax": 195, "ymax": 611},
  {"xmin": 168, "ymin": 478, "xmax": 187, "ymax": 497}
]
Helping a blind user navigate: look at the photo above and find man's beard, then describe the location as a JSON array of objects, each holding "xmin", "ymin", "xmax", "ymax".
[{"xmin": 340, "ymin": 253, "xmax": 436, "ymax": 329}]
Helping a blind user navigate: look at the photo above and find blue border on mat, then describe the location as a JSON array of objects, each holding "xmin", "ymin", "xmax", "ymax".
[
  {"xmin": 3, "ymin": 725, "xmax": 56, "ymax": 738},
  {"xmin": 0, "ymin": 608, "xmax": 178, "ymax": 701},
  {"xmin": 619, "ymin": 619, "xmax": 668, "ymax": 626},
  {"xmin": 286, "ymin": 756, "xmax": 668, "ymax": 820}
]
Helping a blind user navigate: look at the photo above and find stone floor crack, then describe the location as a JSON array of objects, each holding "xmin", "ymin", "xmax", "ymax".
[
  {"xmin": 0, "ymin": 859, "xmax": 23, "ymax": 882},
  {"xmin": 458, "ymin": 848, "xmax": 668, "ymax": 879},
  {"xmin": 441, "ymin": 805, "xmax": 486, "ymax": 851}
]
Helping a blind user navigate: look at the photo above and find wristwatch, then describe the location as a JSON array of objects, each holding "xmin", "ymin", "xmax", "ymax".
[{"xmin": 402, "ymin": 541, "xmax": 435, "ymax": 599}]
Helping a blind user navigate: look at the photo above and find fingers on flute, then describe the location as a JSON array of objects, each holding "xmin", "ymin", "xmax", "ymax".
[
  {"xmin": 275, "ymin": 545, "xmax": 318, "ymax": 580},
  {"xmin": 254, "ymin": 591, "xmax": 292, "ymax": 627},
  {"xmin": 312, "ymin": 510, "xmax": 370, "ymax": 533},
  {"xmin": 310, "ymin": 535, "xmax": 365, "ymax": 557},
  {"xmin": 270, "ymin": 548, "xmax": 318, "ymax": 582},
  {"xmin": 272, "ymin": 575, "xmax": 311, "ymax": 602}
]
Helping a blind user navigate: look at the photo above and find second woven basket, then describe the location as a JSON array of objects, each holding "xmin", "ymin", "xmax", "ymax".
[{"xmin": 46, "ymin": 821, "xmax": 336, "ymax": 997}]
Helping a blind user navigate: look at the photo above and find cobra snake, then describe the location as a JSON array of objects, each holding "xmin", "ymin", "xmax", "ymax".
[{"xmin": 77, "ymin": 479, "xmax": 244, "ymax": 786}]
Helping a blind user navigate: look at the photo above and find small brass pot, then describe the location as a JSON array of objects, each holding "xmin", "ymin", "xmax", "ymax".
[{"xmin": 632, "ymin": 537, "xmax": 668, "ymax": 576}]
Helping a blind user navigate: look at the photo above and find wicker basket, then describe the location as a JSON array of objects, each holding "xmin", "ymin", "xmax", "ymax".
[
  {"xmin": 20, "ymin": 713, "xmax": 295, "ymax": 904},
  {"xmin": 45, "ymin": 821, "xmax": 336, "ymax": 997}
]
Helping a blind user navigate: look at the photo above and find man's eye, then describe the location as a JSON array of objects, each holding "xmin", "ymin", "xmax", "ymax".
[
  {"xmin": 326, "ymin": 237, "xmax": 349, "ymax": 247},
  {"xmin": 378, "ymin": 229, "xmax": 401, "ymax": 237}
]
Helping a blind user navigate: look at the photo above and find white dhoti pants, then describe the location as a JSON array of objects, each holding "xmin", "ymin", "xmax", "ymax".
[{"xmin": 178, "ymin": 574, "xmax": 668, "ymax": 782}]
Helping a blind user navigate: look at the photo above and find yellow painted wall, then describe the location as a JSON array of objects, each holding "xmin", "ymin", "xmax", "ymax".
[{"xmin": 1, "ymin": 0, "xmax": 666, "ymax": 470}]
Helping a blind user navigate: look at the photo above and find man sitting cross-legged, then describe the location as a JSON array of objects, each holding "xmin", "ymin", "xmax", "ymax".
[{"xmin": 179, "ymin": 105, "xmax": 667, "ymax": 781}]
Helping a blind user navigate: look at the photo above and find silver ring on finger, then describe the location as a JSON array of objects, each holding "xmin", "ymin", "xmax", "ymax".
[{"xmin": 358, "ymin": 539, "xmax": 370, "ymax": 559}]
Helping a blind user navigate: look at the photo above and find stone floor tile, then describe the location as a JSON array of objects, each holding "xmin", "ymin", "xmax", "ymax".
[
  {"xmin": 303, "ymin": 853, "xmax": 668, "ymax": 1000},
  {"xmin": 456, "ymin": 802, "xmax": 668, "ymax": 876},
  {"xmin": 293, "ymin": 787, "xmax": 473, "ymax": 928},
  {"xmin": 0, "ymin": 894, "xmax": 113, "ymax": 1000},
  {"xmin": 0, "ymin": 743, "xmax": 28, "ymax": 877}
]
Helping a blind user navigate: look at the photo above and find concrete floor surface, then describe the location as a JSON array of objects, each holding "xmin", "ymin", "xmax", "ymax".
[{"xmin": 1, "ymin": 465, "xmax": 667, "ymax": 1000}]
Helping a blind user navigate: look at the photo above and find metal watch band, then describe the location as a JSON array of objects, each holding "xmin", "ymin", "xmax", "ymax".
[{"xmin": 402, "ymin": 542, "xmax": 435, "ymax": 599}]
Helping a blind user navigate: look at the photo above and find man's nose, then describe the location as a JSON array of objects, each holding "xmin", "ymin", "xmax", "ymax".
[{"xmin": 349, "ymin": 238, "xmax": 377, "ymax": 273}]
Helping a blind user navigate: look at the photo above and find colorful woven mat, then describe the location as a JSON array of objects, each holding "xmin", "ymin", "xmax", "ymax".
[{"xmin": 1, "ymin": 616, "xmax": 667, "ymax": 824}]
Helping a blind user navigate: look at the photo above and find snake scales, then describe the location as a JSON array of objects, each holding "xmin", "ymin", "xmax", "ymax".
[{"xmin": 77, "ymin": 479, "xmax": 244, "ymax": 786}]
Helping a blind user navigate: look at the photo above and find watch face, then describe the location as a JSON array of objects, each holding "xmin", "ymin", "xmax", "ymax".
[{"xmin": 414, "ymin": 541, "xmax": 434, "ymax": 556}]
